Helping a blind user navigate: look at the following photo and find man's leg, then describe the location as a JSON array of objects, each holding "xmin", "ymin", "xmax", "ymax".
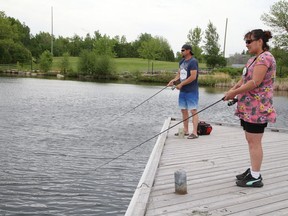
[
  {"xmin": 191, "ymin": 109, "xmax": 198, "ymax": 136},
  {"xmin": 181, "ymin": 109, "xmax": 189, "ymax": 134}
]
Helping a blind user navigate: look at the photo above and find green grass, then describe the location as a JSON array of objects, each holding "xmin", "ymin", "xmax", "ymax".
[
  {"xmin": 52, "ymin": 57, "xmax": 207, "ymax": 74},
  {"xmin": 0, "ymin": 57, "xmax": 206, "ymax": 74},
  {"xmin": 52, "ymin": 56, "xmax": 79, "ymax": 72},
  {"xmin": 51, "ymin": 57, "xmax": 179, "ymax": 74},
  {"xmin": 114, "ymin": 58, "xmax": 178, "ymax": 73}
]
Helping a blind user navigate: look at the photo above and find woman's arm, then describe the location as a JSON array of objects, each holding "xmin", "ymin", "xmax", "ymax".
[{"xmin": 224, "ymin": 65, "xmax": 267, "ymax": 100}]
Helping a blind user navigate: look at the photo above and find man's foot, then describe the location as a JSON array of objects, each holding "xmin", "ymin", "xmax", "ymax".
[
  {"xmin": 236, "ymin": 173, "xmax": 263, "ymax": 187},
  {"xmin": 175, "ymin": 132, "xmax": 189, "ymax": 136},
  {"xmin": 187, "ymin": 133, "xmax": 198, "ymax": 139}
]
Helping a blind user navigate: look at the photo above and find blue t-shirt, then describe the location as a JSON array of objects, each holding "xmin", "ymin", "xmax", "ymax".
[{"xmin": 179, "ymin": 57, "xmax": 199, "ymax": 92}]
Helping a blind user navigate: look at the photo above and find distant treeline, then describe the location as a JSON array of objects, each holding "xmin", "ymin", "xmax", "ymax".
[{"xmin": 0, "ymin": 11, "xmax": 175, "ymax": 64}]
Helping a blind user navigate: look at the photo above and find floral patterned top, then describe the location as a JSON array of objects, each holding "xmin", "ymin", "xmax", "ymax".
[{"xmin": 235, "ymin": 51, "xmax": 277, "ymax": 124}]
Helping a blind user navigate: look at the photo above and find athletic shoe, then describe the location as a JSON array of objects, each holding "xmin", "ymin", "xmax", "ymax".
[
  {"xmin": 236, "ymin": 168, "xmax": 250, "ymax": 180},
  {"xmin": 236, "ymin": 173, "xmax": 263, "ymax": 187}
]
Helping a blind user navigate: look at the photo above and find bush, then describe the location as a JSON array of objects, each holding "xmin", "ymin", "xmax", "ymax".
[
  {"xmin": 78, "ymin": 50, "xmax": 116, "ymax": 79},
  {"xmin": 39, "ymin": 50, "xmax": 53, "ymax": 72}
]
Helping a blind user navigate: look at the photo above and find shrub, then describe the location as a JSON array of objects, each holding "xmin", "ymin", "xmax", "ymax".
[
  {"xmin": 78, "ymin": 50, "xmax": 116, "ymax": 79},
  {"xmin": 39, "ymin": 50, "xmax": 53, "ymax": 72}
]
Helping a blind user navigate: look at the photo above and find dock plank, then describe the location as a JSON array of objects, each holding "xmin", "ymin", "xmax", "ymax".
[{"xmin": 126, "ymin": 118, "xmax": 288, "ymax": 216}]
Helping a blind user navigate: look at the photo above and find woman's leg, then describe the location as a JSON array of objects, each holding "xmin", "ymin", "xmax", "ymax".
[{"xmin": 245, "ymin": 131, "xmax": 264, "ymax": 172}]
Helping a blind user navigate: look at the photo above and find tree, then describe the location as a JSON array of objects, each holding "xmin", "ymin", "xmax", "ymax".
[
  {"xmin": 8, "ymin": 16, "xmax": 31, "ymax": 47},
  {"xmin": 93, "ymin": 34, "xmax": 116, "ymax": 57},
  {"xmin": 53, "ymin": 36, "xmax": 70, "ymax": 57},
  {"xmin": 186, "ymin": 27, "xmax": 203, "ymax": 62},
  {"xmin": 113, "ymin": 35, "xmax": 135, "ymax": 58},
  {"xmin": 39, "ymin": 50, "xmax": 53, "ymax": 72},
  {"xmin": 68, "ymin": 34, "xmax": 83, "ymax": 57},
  {"xmin": 138, "ymin": 38, "xmax": 161, "ymax": 60},
  {"xmin": 203, "ymin": 21, "xmax": 227, "ymax": 68},
  {"xmin": 138, "ymin": 38, "xmax": 162, "ymax": 72},
  {"xmin": 261, "ymin": 0, "xmax": 288, "ymax": 77},
  {"xmin": 261, "ymin": 0, "xmax": 288, "ymax": 50},
  {"xmin": 0, "ymin": 11, "xmax": 31, "ymax": 63},
  {"xmin": 29, "ymin": 32, "xmax": 52, "ymax": 59},
  {"xmin": 132, "ymin": 33, "xmax": 153, "ymax": 58},
  {"xmin": 155, "ymin": 36, "xmax": 175, "ymax": 62},
  {"xmin": 271, "ymin": 47, "xmax": 288, "ymax": 77},
  {"xmin": 0, "ymin": 11, "xmax": 17, "ymax": 41},
  {"xmin": 83, "ymin": 33, "xmax": 94, "ymax": 51}
]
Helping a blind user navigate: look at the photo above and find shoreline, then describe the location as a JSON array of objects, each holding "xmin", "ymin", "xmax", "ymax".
[{"xmin": 1, "ymin": 70, "xmax": 288, "ymax": 92}]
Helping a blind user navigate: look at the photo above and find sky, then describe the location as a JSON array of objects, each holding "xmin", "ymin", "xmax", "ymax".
[{"xmin": 1, "ymin": 0, "xmax": 279, "ymax": 57}]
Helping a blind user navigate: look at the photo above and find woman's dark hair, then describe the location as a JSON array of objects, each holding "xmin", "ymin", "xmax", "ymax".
[{"xmin": 244, "ymin": 29, "xmax": 273, "ymax": 51}]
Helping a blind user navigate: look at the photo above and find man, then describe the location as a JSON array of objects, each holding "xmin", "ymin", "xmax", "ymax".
[{"xmin": 168, "ymin": 44, "xmax": 199, "ymax": 139}]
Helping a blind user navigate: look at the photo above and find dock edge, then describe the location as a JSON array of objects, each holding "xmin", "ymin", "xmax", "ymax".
[{"xmin": 125, "ymin": 117, "xmax": 171, "ymax": 216}]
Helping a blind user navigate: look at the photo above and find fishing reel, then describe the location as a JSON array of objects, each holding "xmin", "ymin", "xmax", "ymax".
[
  {"xmin": 227, "ymin": 98, "xmax": 238, "ymax": 106},
  {"xmin": 171, "ymin": 79, "xmax": 181, "ymax": 90}
]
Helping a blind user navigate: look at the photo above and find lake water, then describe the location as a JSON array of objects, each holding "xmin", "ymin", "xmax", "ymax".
[{"xmin": 0, "ymin": 77, "xmax": 287, "ymax": 216}]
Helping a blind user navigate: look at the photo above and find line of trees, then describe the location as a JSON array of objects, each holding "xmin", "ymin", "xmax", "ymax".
[
  {"xmin": 0, "ymin": 0, "xmax": 287, "ymax": 76},
  {"xmin": 0, "ymin": 10, "xmax": 175, "ymax": 64},
  {"xmin": 0, "ymin": 9, "xmax": 230, "ymax": 68}
]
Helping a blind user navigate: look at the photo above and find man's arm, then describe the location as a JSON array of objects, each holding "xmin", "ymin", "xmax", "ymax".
[{"xmin": 177, "ymin": 70, "xmax": 197, "ymax": 89}]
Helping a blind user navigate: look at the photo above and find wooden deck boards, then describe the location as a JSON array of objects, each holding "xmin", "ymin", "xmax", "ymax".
[{"xmin": 126, "ymin": 118, "xmax": 288, "ymax": 216}]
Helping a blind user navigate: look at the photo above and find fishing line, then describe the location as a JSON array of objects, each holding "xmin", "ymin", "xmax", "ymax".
[
  {"xmin": 109, "ymin": 85, "xmax": 170, "ymax": 124},
  {"xmin": 96, "ymin": 97, "xmax": 225, "ymax": 170}
]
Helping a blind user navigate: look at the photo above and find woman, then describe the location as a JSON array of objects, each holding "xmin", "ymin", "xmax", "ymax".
[{"xmin": 224, "ymin": 29, "xmax": 277, "ymax": 187}]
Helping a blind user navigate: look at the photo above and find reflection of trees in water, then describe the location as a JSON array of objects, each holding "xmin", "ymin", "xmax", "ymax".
[{"xmin": 274, "ymin": 90, "xmax": 288, "ymax": 97}]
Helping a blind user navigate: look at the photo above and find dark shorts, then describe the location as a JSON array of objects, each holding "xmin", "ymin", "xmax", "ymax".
[{"xmin": 240, "ymin": 119, "xmax": 267, "ymax": 134}]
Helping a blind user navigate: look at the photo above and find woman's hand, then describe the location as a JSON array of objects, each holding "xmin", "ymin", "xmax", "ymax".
[{"xmin": 224, "ymin": 89, "xmax": 237, "ymax": 101}]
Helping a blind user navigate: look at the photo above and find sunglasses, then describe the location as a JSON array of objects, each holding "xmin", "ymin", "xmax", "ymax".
[
  {"xmin": 181, "ymin": 49, "xmax": 186, "ymax": 52},
  {"xmin": 245, "ymin": 39, "xmax": 257, "ymax": 44}
]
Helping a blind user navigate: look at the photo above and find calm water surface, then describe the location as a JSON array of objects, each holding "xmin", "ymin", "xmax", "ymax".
[{"xmin": 0, "ymin": 77, "xmax": 287, "ymax": 216}]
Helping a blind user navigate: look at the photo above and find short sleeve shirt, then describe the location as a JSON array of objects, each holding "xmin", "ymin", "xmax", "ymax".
[
  {"xmin": 179, "ymin": 57, "xmax": 199, "ymax": 92},
  {"xmin": 235, "ymin": 51, "xmax": 277, "ymax": 123}
]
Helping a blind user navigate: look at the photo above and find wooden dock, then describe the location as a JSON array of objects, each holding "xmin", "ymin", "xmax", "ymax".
[{"xmin": 125, "ymin": 117, "xmax": 288, "ymax": 216}]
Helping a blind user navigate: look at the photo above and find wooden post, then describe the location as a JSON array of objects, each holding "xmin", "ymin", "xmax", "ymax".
[{"xmin": 174, "ymin": 169, "xmax": 187, "ymax": 194}]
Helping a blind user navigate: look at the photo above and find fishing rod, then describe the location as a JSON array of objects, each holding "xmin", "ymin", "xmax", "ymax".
[
  {"xmin": 109, "ymin": 85, "xmax": 171, "ymax": 124},
  {"xmin": 96, "ymin": 97, "xmax": 225, "ymax": 170}
]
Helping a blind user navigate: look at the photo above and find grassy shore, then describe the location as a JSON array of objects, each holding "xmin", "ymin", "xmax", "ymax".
[{"xmin": 1, "ymin": 57, "xmax": 287, "ymax": 91}]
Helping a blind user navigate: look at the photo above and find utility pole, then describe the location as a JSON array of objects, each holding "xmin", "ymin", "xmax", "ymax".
[
  {"xmin": 51, "ymin": 6, "xmax": 54, "ymax": 56},
  {"xmin": 223, "ymin": 18, "xmax": 228, "ymax": 57}
]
